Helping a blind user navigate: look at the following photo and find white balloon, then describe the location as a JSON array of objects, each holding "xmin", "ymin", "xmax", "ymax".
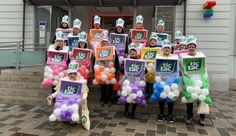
[
  {"xmin": 71, "ymin": 113, "xmax": 80, "ymax": 122},
  {"xmin": 160, "ymin": 92, "xmax": 167, "ymax": 99},
  {"xmin": 104, "ymin": 68, "xmax": 110, "ymax": 74},
  {"xmin": 77, "ymin": 98, "xmax": 81, "ymax": 103},
  {"xmin": 61, "ymin": 104, "xmax": 68, "ymax": 111},
  {"xmin": 53, "ymin": 108, "xmax": 61, "ymax": 116},
  {"xmin": 123, "ymin": 80, "xmax": 130, "ymax": 86},
  {"xmin": 58, "ymin": 72, "xmax": 64, "ymax": 78},
  {"xmin": 171, "ymin": 84, "xmax": 178, "ymax": 90},
  {"xmin": 48, "ymin": 68, "xmax": 53, "ymax": 73},
  {"xmin": 201, "ymin": 88, "xmax": 209, "ymax": 96},
  {"xmin": 164, "ymin": 85, "xmax": 171, "ymax": 92},
  {"xmin": 137, "ymin": 91, "xmax": 143, "ymax": 97},
  {"xmin": 173, "ymin": 90, "xmax": 180, "ymax": 97},
  {"xmin": 101, "ymin": 74, "xmax": 107, "ymax": 81},
  {"xmin": 54, "ymin": 75, "xmax": 59, "ymax": 80},
  {"xmin": 94, "ymin": 65, "xmax": 99, "ymax": 70},
  {"xmin": 129, "ymin": 93, "xmax": 137, "ymax": 100},
  {"xmin": 49, "ymin": 114, "xmax": 56, "ymax": 122},
  {"xmin": 71, "ymin": 104, "xmax": 79, "ymax": 112},
  {"xmin": 110, "ymin": 68, "xmax": 116, "ymax": 73},
  {"xmin": 193, "ymin": 87, "xmax": 201, "ymax": 93},
  {"xmin": 195, "ymin": 80, "xmax": 203, "ymax": 87},
  {"xmin": 155, "ymin": 76, "xmax": 162, "ymax": 83},
  {"xmin": 198, "ymin": 94, "xmax": 206, "ymax": 102},
  {"xmin": 181, "ymin": 97, "xmax": 188, "ymax": 103},
  {"xmin": 117, "ymin": 90, "xmax": 121, "ymax": 96},
  {"xmin": 126, "ymin": 86, "xmax": 132, "ymax": 94},
  {"xmin": 126, "ymin": 97, "xmax": 133, "ymax": 103},
  {"xmin": 111, "ymin": 78, "xmax": 117, "ymax": 84},
  {"xmin": 191, "ymin": 93, "xmax": 198, "ymax": 100},
  {"xmin": 48, "ymin": 74, "xmax": 54, "ymax": 79},
  {"xmin": 140, "ymin": 81, "xmax": 146, "ymax": 87},
  {"xmin": 160, "ymin": 81, "xmax": 166, "ymax": 86},
  {"xmin": 93, "ymin": 79, "xmax": 98, "ymax": 85},
  {"xmin": 85, "ymin": 69, "xmax": 90, "ymax": 74},
  {"xmin": 167, "ymin": 92, "xmax": 174, "ymax": 99},
  {"xmin": 121, "ymin": 91, "xmax": 128, "ymax": 97},
  {"xmin": 186, "ymin": 86, "xmax": 194, "ymax": 93},
  {"xmin": 105, "ymin": 80, "xmax": 110, "ymax": 84},
  {"xmin": 44, "ymin": 72, "xmax": 49, "ymax": 78}
]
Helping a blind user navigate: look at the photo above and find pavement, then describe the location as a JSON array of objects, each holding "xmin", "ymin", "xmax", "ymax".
[{"xmin": 0, "ymin": 91, "xmax": 236, "ymax": 136}]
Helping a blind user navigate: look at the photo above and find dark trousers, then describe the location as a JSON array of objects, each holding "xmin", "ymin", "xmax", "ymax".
[
  {"xmin": 51, "ymin": 85, "xmax": 56, "ymax": 103},
  {"xmin": 159, "ymin": 101, "xmax": 174, "ymax": 115},
  {"xmin": 146, "ymin": 82, "xmax": 153, "ymax": 98},
  {"xmin": 125, "ymin": 103, "xmax": 137, "ymax": 114},
  {"xmin": 186, "ymin": 103, "xmax": 205, "ymax": 120},
  {"xmin": 100, "ymin": 84, "xmax": 113, "ymax": 104}
]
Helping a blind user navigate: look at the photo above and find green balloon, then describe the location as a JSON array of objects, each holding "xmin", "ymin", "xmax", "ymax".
[
  {"xmin": 201, "ymin": 76, "xmax": 209, "ymax": 84},
  {"xmin": 188, "ymin": 79, "xmax": 195, "ymax": 86},
  {"xmin": 202, "ymin": 82, "xmax": 209, "ymax": 89},
  {"xmin": 204, "ymin": 96, "xmax": 212, "ymax": 104},
  {"xmin": 184, "ymin": 92, "xmax": 192, "ymax": 100}
]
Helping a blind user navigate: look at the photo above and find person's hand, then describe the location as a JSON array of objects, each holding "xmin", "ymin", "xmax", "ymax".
[
  {"xmin": 47, "ymin": 95, "xmax": 52, "ymax": 101},
  {"xmin": 81, "ymin": 99, "xmax": 87, "ymax": 105}
]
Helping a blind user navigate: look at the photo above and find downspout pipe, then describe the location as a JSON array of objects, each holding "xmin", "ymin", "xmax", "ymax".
[
  {"xmin": 183, "ymin": 0, "xmax": 187, "ymax": 35},
  {"xmin": 22, "ymin": 0, "xmax": 26, "ymax": 51}
]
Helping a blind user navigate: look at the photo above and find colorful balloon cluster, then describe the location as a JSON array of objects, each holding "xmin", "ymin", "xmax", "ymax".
[
  {"xmin": 77, "ymin": 65, "xmax": 90, "ymax": 80},
  {"xmin": 144, "ymin": 63, "xmax": 156, "ymax": 83},
  {"xmin": 151, "ymin": 76, "xmax": 180, "ymax": 102},
  {"xmin": 93, "ymin": 62, "xmax": 117, "ymax": 85},
  {"xmin": 118, "ymin": 79, "xmax": 147, "ymax": 105},
  {"xmin": 49, "ymin": 95, "xmax": 81, "ymax": 122},
  {"xmin": 41, "ymin": 65, "xmax": 67, "ymax": 87},
  {"xmin": 181, "ymin": 76, "xmax": 212, "ymax": 105}
]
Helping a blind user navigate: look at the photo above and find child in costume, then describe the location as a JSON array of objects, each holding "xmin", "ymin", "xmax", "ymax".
[
  {"xmin": 154, "ymin": 20, "xmax": 169, "ymax": 48},
  {"xmin": 68, "ymin": 19, "xmax": 82, "ymax": 37}
]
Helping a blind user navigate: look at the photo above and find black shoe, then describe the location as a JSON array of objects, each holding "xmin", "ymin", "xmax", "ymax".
[
  {"xmin": 167, "ymin": 115, "xmax": 175, "ymax": 123},
  {"xmin": 199, "ymin": 118, "xmax": 205, "ymax": 126},
  {"xmin": 129, "ymin": 113, "xmax": 135, "ymax": 119},
  {"xmin": 185, "ymin": 117, "xmax": 193, "ymax": 125},
  {"xmin": 157, "ymin": 114, "xmax": 165, "ymax": 121}
]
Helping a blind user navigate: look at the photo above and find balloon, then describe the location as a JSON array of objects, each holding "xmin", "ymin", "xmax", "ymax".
[
  {"xmin": 99, "ymin": 66, "xmax": 105, "ymax": 72},
  {"xmin": 71, "ymin": 113, "xmax": 79, "ymax": 122},
  {"xmin": 121, "ymin": 91, "xmax": 128, "ymax": 97},
  {"xmin": 184, "ymin": 92, "xmax": 192, "ymax": 100},
  {"xmin": 191, "ymin": 93, "xmax": 198, "ymax": 100},
  {"xmin": 129, "ymin": 93, "xmax": 137, "ymax": 100},
  {"xmin": 49, "ymin": 114, "xmax": 56, "ymax": 121},
  {"xmin": 70, "ymin": 104, "xmax": 79, "ymax": 112},
  {"xmin": 111, "ymin": 78, "xmax": 117, "ymax": 84},
  {"xmin": 198, "ymin": 94, "xmax": 206, "ymax": 102},
  {"xmin": 94, "ymin": 65, "xmax": 99, "ymax": 70},
  {"xmin": 173, "ymin": 90, "xmax": 179, "ymax": 97},
  {"xmin": 61, "ymin": 104, "xmax": 68, "ymax": 111},
  {"xmin": 151, "ymin": 95, "xmax": 158, "ymax": 101},
  {"xmin": 53, "ymin": 69, "xmax": 60, "ymax": 75},
  {"xmin": 155, "ymin": 76, "xmax": 161, "ymax": 83},
  {"xmin": 123, "ymin": 80, "xmax": 130, "ymax": 86},
  {"xmin": 119, "ymin": 96, "xmax": 126, "ymax": 103},
  {"xmin": 171, "ymin": 84, "xmax": 178, "ymax": 90},
  {"xmin": 163, "ymin": 85, "xmax": 171, "ymax": 92},
  {"xmin": 101, "ymin": 74, "xmax": 107, "ymax": 81},
  {"xmin": 108, "ymin": 62, "xmax": 114, "ymax": 68},
  {"xmin": 126, "ymin": 97, "xmax": 133, "ymax": 103},
  {"xmin": 137, "ymin": 91, "xmax": 143, "ymax": 97},
  {"xmin": 53, "ymin": 108, "xmax": 61, "ymax": 116},
  {"xmin": 160, "ymin": 81, "xmax": 166, "ymax": 86},
  {"xmin": 181, "ymin": 97, "xmax": 188, "ymax": 103},
  {"xmin": 167, "ymin": 92, "xmax": 174, "ymax": 99},
  {"xmin": 107, "ymin": 73, "xmax": 113, "ymax": 80},
  {"xmin": 60, "ymin": 112, "xmax": 67, "ymax": 120},
  {"xmin": 48, "ymin": 74, "xmax": 54, "ymax": 79},
  {"xmin": 204, "ymin": 96, "xmax": 212, "ymax": 104},
  {"xmin": 186, "ymin": 86, "xmax": 194, "ymax": 93},
  {"xmin": 93, "ymin": 79, "xmax": 98, "ymax": 85},
  {"xmin": 95, "ymin": 75, "xmax": 102, "ymax": 82},
  {"xmin": 193, "ymin": 87, "xmax": 201, "ymax": 94},
  {"xmin": 140, "ymin": 81, "xmax": 146, "ymax": 87},
  {"xmin": 141, "ymin": 100, "xmax": 147, "ymax": 106},
  {"xmin": 202, "ymin": 82, "xmax": 209, "ymax": 89},
  {"xmin": 110, "ymin": 67, "xmax": 116, "ymax": 73},
  {"xmin": 104, "ymin": 68, "xmax": 110, "ymax": 74},
  {"xmin": 160, "ymin": 92, "xmax": 167, "ymax": 99},
  {"xmin": 113, "ymin": 82, "xmax": 121, "ymax": 91},
  {"xmin": 202, "ymin": 88, "xmax": 209, "ymax": 96},
  {"xmin": 135, "ymin": 97, "xmax": 142, "ymax": 104},
  {"xmin": 195, "ymin": 80, "xmax": 203, "ymax": 87}
]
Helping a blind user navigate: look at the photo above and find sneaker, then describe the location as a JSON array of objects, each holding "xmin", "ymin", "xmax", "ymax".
[
  {"xmin": 167, "ymin": 115, "xmax": 175, "ymax": 123},
  {"xmin": 199, "ymin": 118, "xmax": 205, "ymax": 126},
  {"xmin": 185, "ymin": 117, "xmax": 193, "ymax": 125},
  {"xmin": 157, "ymin": 114, "xmax": 165, "ymax": 121}
]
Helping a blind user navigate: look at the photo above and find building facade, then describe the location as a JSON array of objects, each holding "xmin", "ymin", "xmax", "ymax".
[{"xmin": 0, "ymin": 0, "xmax": 235, "ymax": 91}]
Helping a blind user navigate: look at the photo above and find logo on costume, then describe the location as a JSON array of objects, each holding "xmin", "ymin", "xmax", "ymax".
[
  {"xmin": 144, "ymin": 51, "xmax": 157, "ymax": 59},
  {"xmin": 134, "ymin": 32, "xmax": 144, "ymax": 40},
  {"xmin": 128, "ymin": 63, "xmax": 142, "ymax": 73},
  {"xmin": 187, "ymin": 60, "xmax": 201, "ymax": 72},
  {"xmin": 112, "ymin": 37, "xmax": 122, "ymax": 44},
  {"xmin": 98, "ymin": 49, "xmax": 111, "ymax": 58},
  {"xmin": 75, "ymin": 52, "xmax": 88, "ymax": 60},
  {"xmin": 156, "ymin": 59, "xmax": 177, "ymax": 73},
  {"xmin": 51, "ymin": 54, "xmax": 64, "ymax": 63},
  {"xmin": 63, "ymin": 85, "xmax": 79, "ymax": 95},
  {"xmin": 93, "ymin": 32, "xmax": 102, "ymax": 39}
]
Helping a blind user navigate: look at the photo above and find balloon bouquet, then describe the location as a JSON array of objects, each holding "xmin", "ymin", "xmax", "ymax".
[
  {"xmin": 118, "ymin": 59, "xmax": 147, "ymax": 105},
  {"xmin": 41, "ymin": 51, "xmax": 68, "ymax": 87},
  {"xmin": 180, "ymin": 52, "xmax": 212, "ymax": 105},
  {"xmin": 93, "ymin": 46, "xmax": 117, "ymax": 85},
  {"xmin": 151, "ymin": 55, "xmax": 180, "ymax": 102}
]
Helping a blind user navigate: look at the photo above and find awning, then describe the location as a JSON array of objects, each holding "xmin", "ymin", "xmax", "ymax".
[{"xmin": 26, "ymin": 0, "xmax": 184, "ymax": 6}]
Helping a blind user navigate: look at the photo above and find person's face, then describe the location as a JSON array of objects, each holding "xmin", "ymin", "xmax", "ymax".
[
  {"xmin": 56, "ymin": 40, "xmax": 64, "ymax": 47},
  {"xmin": 179, "ymin": 44, "xmax": 186, "ymax": 50},
  {"xmin": 117, "ymin": 27, "xmax": 123, "ymax": 33},
  {"xmin": 163, "ymin": 47, "xmax": 171, "ymax": 56},
  {"xmin": 62, "ymin": 23, "xmax": 68, "ymax": 28},
  {"xmin": 94, "ymin": 23, "xmax": 100, "ymax": 29},
  {"xmin": 73, "ymin": 28, "xmax": 80, "ymax": 35},
  {"xmin": 175, "ymin": 39, "xmax": 180, "ymax": 44},
  {"xmin": 136, "ymin": 23, "xmax": 142, "ymax": 29},
  {"xmin": 188, "ymin": 44, "xmax": 196, "ymax": 55},
  {"xmin": 149, "ymin": 39, "xmax": 156, "ymax": 47},
  {"xmin": 69, "ymin": 73, "xmax": 77, "ymax": 80},
  {"xmin": 129, "ymin": 50, "xmax": 137, "ymax": 58},
  {"xmin": 79, "ymin": 42, "xmax": 86, "ymax": 48},
  {"xmin": 101, "ymin": 41, "xmax": 108, "ymax": 47},
  {"xmin": 156, "ymin": 26, "xmax": 164, "ymax": 33}
]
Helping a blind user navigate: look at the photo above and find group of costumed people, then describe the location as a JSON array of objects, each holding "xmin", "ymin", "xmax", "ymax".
[{"xmin": 42, "ymin": 14, "xmax": 212, "ymax": 129}]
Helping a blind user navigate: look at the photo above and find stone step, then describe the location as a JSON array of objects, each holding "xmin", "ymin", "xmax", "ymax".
[
  {"xmin": 1, "ymin": 68, "xmax": 44, "ymax": 76},
  {"xmin": 0, "ymin": 81, "xmax": 43, "ymax": 89},
  {"xmin": 0, "ymin": 75, "xmax": 43, "ymax": 82},
  {"xmin": 0, "ymin": 88, "xmax": 50, "ymax": 97}
]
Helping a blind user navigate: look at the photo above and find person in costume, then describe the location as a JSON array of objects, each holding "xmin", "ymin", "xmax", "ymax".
[
  {"xmin": 184, "ymin": 35, "xmax": 207, "ymax": 126},
  {"xmin": 157, "ymin": 39, "xmax": 175, "ymax": 123},
  {"xmin": 93, "ymin": 15, "xmax": 101, "ymax": 29},
  {"xmin": 77, "ymin": 31, "xmax": 88, "ymax": 49},
  {"xmin": 145, "ymin": 33, "xmax": 158, "ymax": 98},
  {"xmin": 155, "ymin": 20, "xmax": 169, "ymax": 49},
  {"xmin": 123, "ymin": 43, "xmax": 139, "ymax": 118},
  {"xmin": 134, "ymin": 15, "xmax": 144, "ymax": 29},
  {"xmin": 48, "ymin": 31, "xmax": 69, "ymax": 101},
  {"xmin": 156, "ymin": 20, "xmax": 165, "ymax": 33},
  {"xmin": 179, "ymin": 36, "xmax": 187, "ymax": 51},
  {"xmin": 173, "ymin": 31, "xmax": 182, "ymax": 51},
  {"xmin": 98, "ymin": 35, "xmax": 120, "ymax": 106},
  {"xmin": 52, "ymin": 15, "xmax": 70, "ymax": 44},
  {"xmin": 68, "ymin": 18, "xmax": 82, "ymax": 37}
]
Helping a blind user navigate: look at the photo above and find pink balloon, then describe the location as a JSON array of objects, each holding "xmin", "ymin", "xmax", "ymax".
[
  {"xmin": 41, "ymin": 79, "xmax": 53, "ymax": 87},
  {"xmin": 53, "ymin": 69, "xmax": 59, "ymax": 75}
]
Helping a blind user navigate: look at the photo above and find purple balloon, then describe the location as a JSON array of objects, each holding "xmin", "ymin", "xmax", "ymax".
[
  {"xmin": 68, "ymin": 99, "xmax": 75, "ymax": 105},
  {"xmin": 65, "ymin": 116, "xmax": 72, "ymax": 122},
  {"xmin": 66, "ymin": 109, "xmax": 73, "ymax": 116},
  {"xmin": 60, "ymin": 111, "xmax": 67, "ymax": 120},
  {"xmin": 135, "ymin": 97, "xmax": 142, "ymax": 104},
  {"xmin": 119, "ymin": 96, "xmax": 126, "ymax": 104},
  {"xmin": 55, "ymin": 102, "xmax": 62, "ymax": 108},
  {"xmin": 141, "ymin": 100, "xmax": 147, "ymax": 106}
]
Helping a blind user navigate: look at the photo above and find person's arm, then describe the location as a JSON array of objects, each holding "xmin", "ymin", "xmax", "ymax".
[{"xmin": 47, "ymin": 81, "xmax": 61, "ymax": 100}]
